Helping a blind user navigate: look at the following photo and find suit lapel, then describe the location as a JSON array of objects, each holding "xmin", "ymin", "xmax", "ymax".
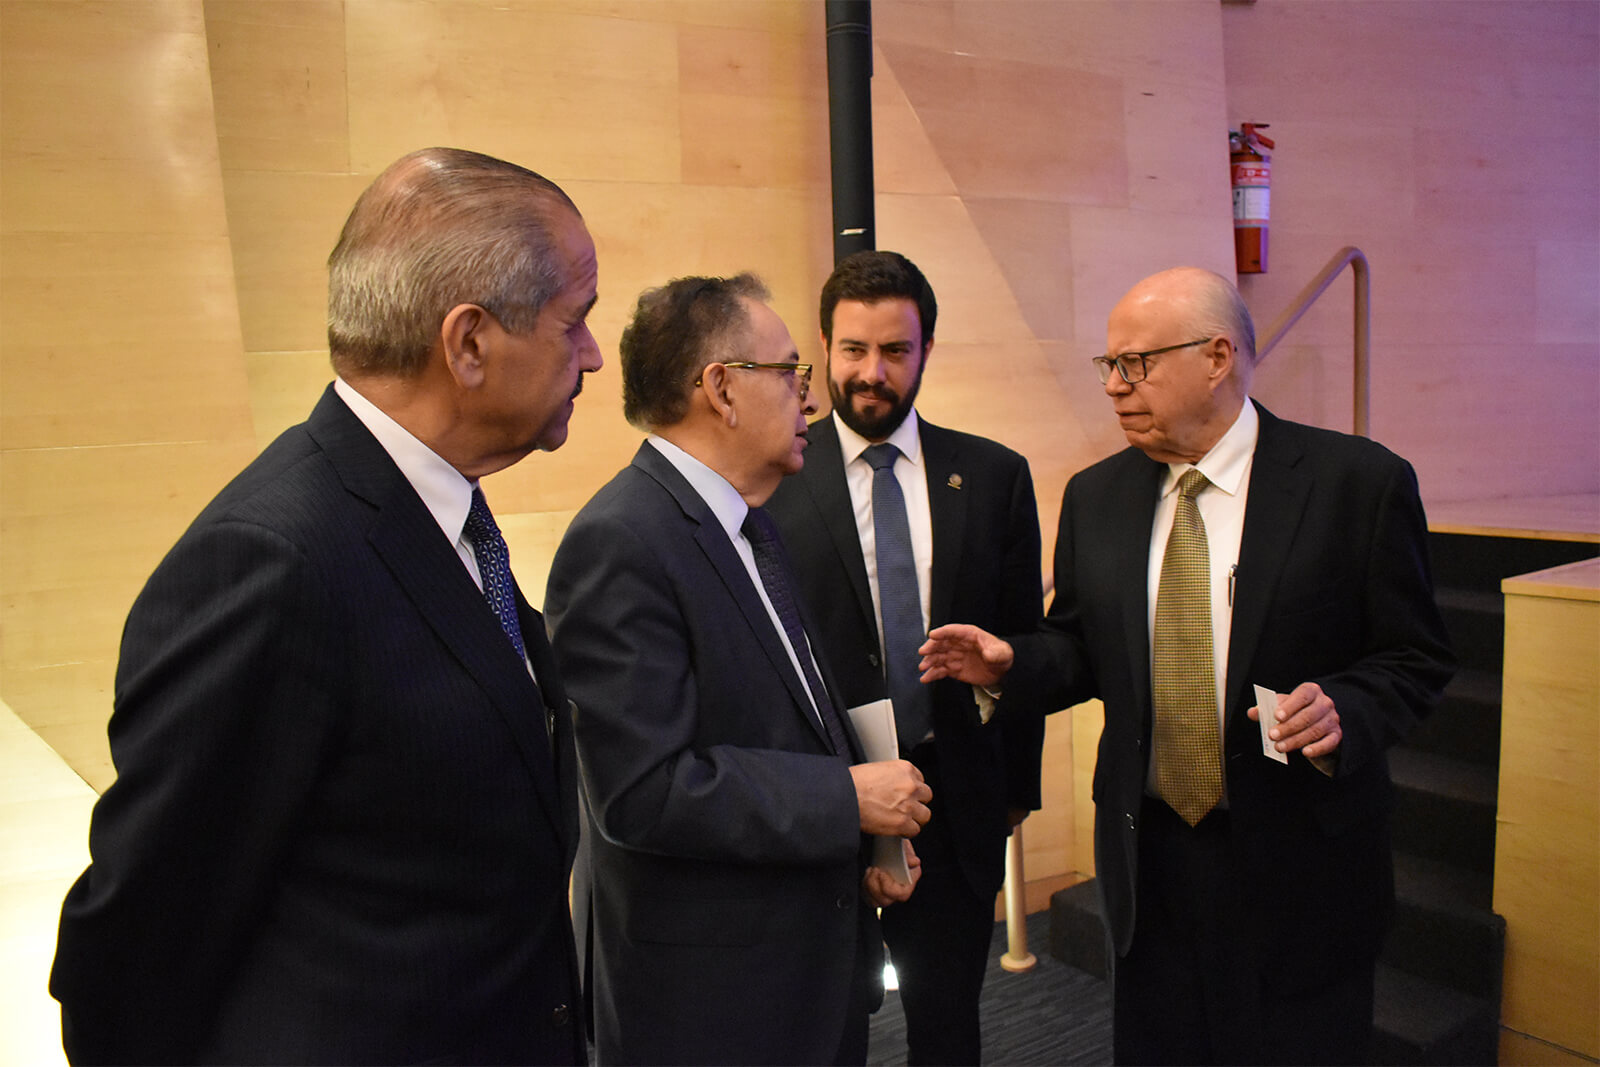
[
  {"xmin": 1227, "ymin": 405, "xmax": 1311, "ymax": 736},
  {"xmin": 1119, "ymin": 456, "xmax": 1165, "ymax": 726},
  {"xmin": 919, "ymin": 421, "xmax": 967, "ymax": 628},
  {"xmin": 800, "ymin": 418, "xmax": 878, "ymax": 638},
  {"xmin": 633, "ymin": 445, "xmax": 835, "ymax": 751},
  {"xmin": 306, "ymin": 387, "xmax": 565, "ymax": 836}
]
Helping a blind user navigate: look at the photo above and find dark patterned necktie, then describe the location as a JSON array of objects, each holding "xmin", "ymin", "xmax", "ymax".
[
  {"xmin": 463, "ymin": 488, "xmax": 528, "ymax": 664},
  {"xmin": 1152, "ymin": 468, "xmax": 1222, "ymax": 825},
  {"xmin": 742, "ymin": 507, "xmax": 852, "ymax": 757},
  {"xmin": 862, "ymin": 443, "xmax": 931, "ymax": 752}
]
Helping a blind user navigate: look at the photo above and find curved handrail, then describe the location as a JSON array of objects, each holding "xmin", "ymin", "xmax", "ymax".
[{"xmin": 1256, "ymin": 246, "xmax": 1370, "ymax": 437}]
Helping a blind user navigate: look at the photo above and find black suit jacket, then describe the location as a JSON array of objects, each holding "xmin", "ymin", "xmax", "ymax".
[
  {"xmin": 50, "ymin": 385, "xmax": 584, "ymax": 1065},
  {"xmin": 545, "ymin": 442, "xmax": 881, "ymax": 1066},
  {"xmin": 1008, "ymin": 402, "xmax": 1454, "ymax": 990},
  {"xmin": 765, "ymin": 415, "xmax": 1046, "ymax": 900}
]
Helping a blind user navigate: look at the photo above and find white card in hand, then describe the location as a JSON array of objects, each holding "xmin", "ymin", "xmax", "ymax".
[{"xmin": 1253, "ymin": 684, "xmax": 1289, "ymax": 764}]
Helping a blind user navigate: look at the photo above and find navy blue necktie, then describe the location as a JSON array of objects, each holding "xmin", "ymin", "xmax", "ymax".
[
  {"xmin": 464, "ymin": 488, "xmax": 528, "ymax": 665},
  {"xmin": 863, "ymin": 443, "xmax": 931, "ymax": 752},
  {"xmin": 742, "ymin": 507, "xmax": 852, "ymax": 758}
]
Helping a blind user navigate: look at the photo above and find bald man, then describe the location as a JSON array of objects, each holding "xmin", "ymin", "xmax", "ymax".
[
  {"xmin": 921, "ymin": 268, "xmax": 1453, "ymax": 1064},
  {"xmin": 52, "ymin": 148, "xmax": 602, "ymax": 1065}
]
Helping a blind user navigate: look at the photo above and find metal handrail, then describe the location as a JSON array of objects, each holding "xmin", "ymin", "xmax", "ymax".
[{"xmin": 1256, "ymin": 246, "xmax": 1370, "ymax": 437}]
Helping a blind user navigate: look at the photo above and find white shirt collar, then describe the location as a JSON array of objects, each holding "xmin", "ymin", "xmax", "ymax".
[
  {"xmin": 334, "ymin": 378, "xmax": 476, "ymax": 541},
  {"xmin": 645, "ymin": 435, "xmax": 750, "ymax": 542},
  {"xmin": 833, "ymin": 407, "xmax": 924, "ymax": 468},
  {"xmin": 1162, "ymin": 396, "xmax": 1259, "ymax": 498}
]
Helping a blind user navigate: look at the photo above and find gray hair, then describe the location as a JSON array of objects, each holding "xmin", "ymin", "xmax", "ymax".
[
  {"xmin": 620, "ymin": 273, "xmax": 771, "ymax": 430},
  {"xmin": 1185, "ymin": 268, "xmax": 1257, "ymax": 365},
  {"xmin": 327, "ymin": 147, "xmax": 579, "ymax": 377}
]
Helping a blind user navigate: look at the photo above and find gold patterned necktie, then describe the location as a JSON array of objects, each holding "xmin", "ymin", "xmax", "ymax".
[{"xmin": 1152, "ymin": 468, "xmax": 1222, "ymax": 826}]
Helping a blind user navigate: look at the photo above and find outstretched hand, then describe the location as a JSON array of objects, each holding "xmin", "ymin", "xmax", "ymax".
[{"xmin": 918, "ymin": 623, "xmax": 1014, "ymax": 688}]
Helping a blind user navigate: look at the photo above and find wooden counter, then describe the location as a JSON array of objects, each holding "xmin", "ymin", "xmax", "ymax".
[{"xmin": 1494, "ymin": 558, "xmax": 1600, "ymax": 1063}]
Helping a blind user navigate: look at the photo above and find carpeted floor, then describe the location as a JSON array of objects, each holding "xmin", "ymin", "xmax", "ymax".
[{"xmin": 866, "ymin": 918, "xmax": 1113, "ymax": 1066}]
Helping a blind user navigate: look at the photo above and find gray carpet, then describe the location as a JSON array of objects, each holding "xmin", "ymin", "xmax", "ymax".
[{"xmin": 866, "ymin": 918, "xmax": 1113, "ymax": 1066}]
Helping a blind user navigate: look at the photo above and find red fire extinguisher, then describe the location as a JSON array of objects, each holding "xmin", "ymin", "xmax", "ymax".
[{"xmin": 1230, "ymin": 123, "xmax": 1274, "ymax": 273}]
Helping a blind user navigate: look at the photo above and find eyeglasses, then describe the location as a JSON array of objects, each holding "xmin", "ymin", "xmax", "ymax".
[
  {"xmin": 1091, "ymin": 338, "xmax": 1214, "ymax": 384},
  {"xmin": 696, "ymin": 361, "xmax": 813, "ymax": 398}
]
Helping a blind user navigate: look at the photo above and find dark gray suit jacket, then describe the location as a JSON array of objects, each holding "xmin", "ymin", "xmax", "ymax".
[
  {"xmin": 765, "ymin": 415, "xmax": 1045, "ymax": 900},
  {"xmin": 51, "ymin": 385, "xmax": 584, "ymax": 1065},
  {"xmin": 546, "ymin": 442, "xmax": 881, "ymax": 1066},
  {"xmin": 1008, "ymin": 402, "xmax": 1454, "ymax": 991}
]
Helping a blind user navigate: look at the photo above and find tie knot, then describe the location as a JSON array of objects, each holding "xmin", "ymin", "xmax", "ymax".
[
  {"xmin": 1177, "ymin": 468, "xmax": 1210, "ymax": 500},
  {"xmin": 863, "ymin": 443, "xmax": 901, "ymax": 472},
  {"xmin": 742, "ymin": 506, "xmax": 779, "ymax": 547},
  {"xmin": 464, "ymin": 488, "xmax": 500, "ymax": 539}
]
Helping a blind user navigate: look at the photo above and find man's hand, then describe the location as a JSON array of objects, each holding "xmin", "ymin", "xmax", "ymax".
[
  {"xmin": 918, "ymin": 624, "xmax": 1014, "ymax": 688},
  {"xmin": 863, "ymin": 841, "xmax": 922, "ymax": 907},
  {"xmin": 850, "ymin": 759, "xmax": 932, "ymax": 837},
  {"xmin": 1248, "ymin": 681, "xmax": 1342, "ymax": 758}
]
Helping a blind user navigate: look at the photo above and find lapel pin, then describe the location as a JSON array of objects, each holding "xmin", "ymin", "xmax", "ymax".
[{"xmin": 947, "ymin": 474, "xmax": 963, "ymax": 490}]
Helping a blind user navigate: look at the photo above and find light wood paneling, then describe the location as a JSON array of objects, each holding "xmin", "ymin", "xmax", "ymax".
[
  {"xmin": 0, "ymin": 0, "xmax": 256, "ymax": 793},
  {"xmin": 1495, "ymin": 560, "xmax": 1600, "ymax": 1060},
  {"xmin": 204, "ymin": 0, "xmax": 349, "ymax": 173},
  {"xmin": 1224, "ymin": 0, "xmax": 1599, "ymax": 504},
  {"xmin": 343, "ymin": 0, "xmax": 682, "ymax": 180}
]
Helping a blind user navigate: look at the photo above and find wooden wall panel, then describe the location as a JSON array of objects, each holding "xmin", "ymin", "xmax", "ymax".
[
  {"xmin": 1224, "ymin": 0, "xmax": 1600, "ymax": 501},
  {"xmin": 0, "ymin": 0, "xmax": 257, "ymax": 790}
]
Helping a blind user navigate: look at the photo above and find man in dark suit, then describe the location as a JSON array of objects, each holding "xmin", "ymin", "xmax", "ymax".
[
  {"xmin": 49, "ymin": 147, "xmax": 602, "ymax": 1065},
  {"xmin": 921, "ymin": 267, "xmax": 1454, "ymax": 1065},
  {"xmin": 545, "ymin": 273, "xmax": 933, "ymax": 1066},
  {"xmin": 764, "ymin": 250, "xmax": 1045, "ymax": 1065}
]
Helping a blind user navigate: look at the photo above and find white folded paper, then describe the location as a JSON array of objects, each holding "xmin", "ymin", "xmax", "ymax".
[{"xmin": 845, "ymin": 698, "xmax": 913, "ymax": 884}]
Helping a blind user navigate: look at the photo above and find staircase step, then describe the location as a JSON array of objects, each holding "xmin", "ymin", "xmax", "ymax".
[
  {"xmin": 1053, "ymin": 880, "xmax": 1503, "ymax": 1065},
  {"xmin": 1435, "ymin": 588, "xmax": 1506, "ymax": 670},
  {"xmin": 1047, "ymin": 879, "xmax": 1107, "ymax": 980},
  {"xmin": 1428, "ymin": 532, "xmax": 1598, "ymax": 595},
  {"xmin": 1406, "ymin": 669, "xmax": 1501, "ymax": 767},
  {"xmin": 1390, "ymin": 748, "xmax": 1498, "ymax": 874},
  {"xmin": 1371, "ymin": 962, "xmax": 1499, "ymax": 1066},
  {"xmin": 1385, "ymin": 853, "xmax": 1505, "ymax": 1001}
]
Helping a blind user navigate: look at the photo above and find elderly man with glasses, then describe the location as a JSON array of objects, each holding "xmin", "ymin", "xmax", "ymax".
[
  {"xmin": 921, "ymin": 266, "xmax": 1453, "ymax": 1065},
  {"xmin": 546, "ymin": 273, "xmax": 932, "ymax": 1066}
]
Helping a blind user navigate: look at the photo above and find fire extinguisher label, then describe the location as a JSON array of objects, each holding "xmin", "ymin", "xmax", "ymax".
[{"xmin": 1233, "ymin": 185, "xmax": 1270, "ymax": 223}]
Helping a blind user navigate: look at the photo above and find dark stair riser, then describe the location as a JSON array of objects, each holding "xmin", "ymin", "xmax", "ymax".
[
  {"xmin": 1427, "ymin": 533, "xmax": 1598, "ymax": 594},
  {"xmin": 1046, "ymin": 883, "xmax": 1499, "ymax": 1066},
  {"xmin": 1406, "ymin": 671, "xmax": 1502, "ymax": 767}
]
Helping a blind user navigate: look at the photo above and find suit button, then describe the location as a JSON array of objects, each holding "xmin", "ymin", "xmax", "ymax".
[
  {"xmin": 868, "ymin": 653, "xmax": 881, "ymax": 668},
  {"xmin": 1125, "ymin": 812, "xmax": 1136, "ymax": 831},
  {"xmin": 835, "ymin": 894, "xmax": 852, "ymax": 909},
  {"xmin": 551, "ymin": 1004, "xmax": 571, "ymax": 1028}
]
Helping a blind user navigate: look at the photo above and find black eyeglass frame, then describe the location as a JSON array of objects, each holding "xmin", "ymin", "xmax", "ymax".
[
  {"xmin": 695, "ymin": 361, "xmax": 813, "ymax": 396},
  {"xmin": 1091, "ymin": 337, "xmax": 1215, "ymax": 385}
]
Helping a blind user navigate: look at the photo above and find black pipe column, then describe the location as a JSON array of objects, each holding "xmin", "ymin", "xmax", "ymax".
[{"xmin": 825, "ymin": 0, "xmax": 874, "ymax": 263}]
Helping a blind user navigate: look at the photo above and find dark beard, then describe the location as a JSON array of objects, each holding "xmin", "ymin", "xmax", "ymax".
[{"xmin": 829, "ymin": 377, "xmax": 921, "ymax": 441}]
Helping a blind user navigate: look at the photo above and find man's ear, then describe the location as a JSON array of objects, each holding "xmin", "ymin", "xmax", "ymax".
[
  {"xmin": 699, "ymin": 362, "xmax": 738, "ymax": 428},
  {"xmin": 440, "ymin": 303, "xmax": 492, "ymax": 389},
  {"xmin": 1207, "ymin": 336, "xmax": 1236, "ymax": 384}
]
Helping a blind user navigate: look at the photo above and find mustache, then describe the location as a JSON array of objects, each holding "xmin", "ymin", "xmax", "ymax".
[{"xmin": 844, "ymin": 381, "xmax": 900, "ymax": 404}]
